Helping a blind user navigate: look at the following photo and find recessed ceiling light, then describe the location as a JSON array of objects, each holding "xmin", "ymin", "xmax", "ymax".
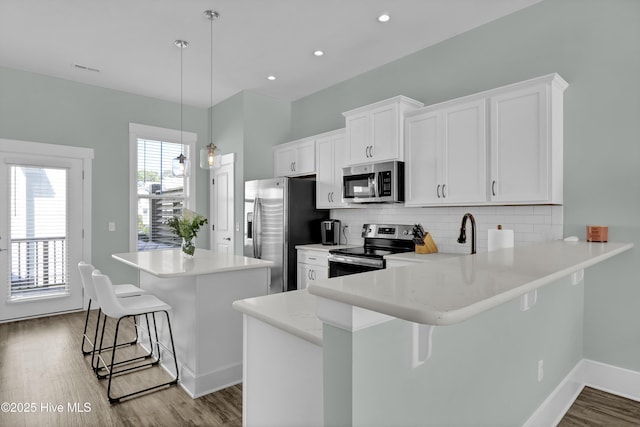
[
  {"xmin": 313, "ymin": 50, "xmax": 324, "ymax": 57},
  {"xmin": 267, "ymin": 75, "xmax": 276, "ymax": 81},
  {"xmin": 377, "ymin": 13, "xmax": 390, "ymax": 23}
]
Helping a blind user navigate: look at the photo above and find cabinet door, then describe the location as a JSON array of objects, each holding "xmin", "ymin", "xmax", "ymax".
[
  {"xmin": 490, "ymin": 84, "xmax": 548, "ymax": 203},
  {"xmin": 331, "ymin": 133, "xmax": 348, "ymax": 207},
  {"xmin": 293, "ymin": 139, "xmax": 315, "ymax": 175},
  {"xmin": 296, "ymin": 262, "xmax": 309, "ymax": 290},
  {"xmin": 404, "ymin": 111, "xmax": 442, "ymax": 206},
  {"xmin": 316, "ymin": 136, "xmax": 334, "ymax": 208},
  {"xmin": 346, "ymin": 113, "xmax": 370, "ymax": 165},
  {"xmin": 274, "ymin": 147, "xmax": 295, "ymax": 177},
  {"xmin": 442, "ymin": 99, "xmax": 487, "ymax": 203},
  {"xmin": 371, "ymin": 103, "xmax": 399, "ymax": 162}
]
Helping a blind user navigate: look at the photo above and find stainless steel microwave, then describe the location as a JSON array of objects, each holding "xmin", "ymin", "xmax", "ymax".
[{"xmin": 342, "ymin": 160, "xmax": 404, "ymax": 203}]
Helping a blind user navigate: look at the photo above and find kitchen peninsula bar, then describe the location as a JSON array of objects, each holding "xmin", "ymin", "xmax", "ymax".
[
  {"xmin": 235, "ymin": 240, "xmax": 634, "ymax": 426},
  {"xmin": 113, "ymin": 248, "xmax": 272, "ymax": 397}
]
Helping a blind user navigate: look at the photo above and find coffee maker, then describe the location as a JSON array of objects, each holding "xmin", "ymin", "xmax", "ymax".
[{"xmin": 321, "ymin": 220, "xmax": 341, "ymax": 245}]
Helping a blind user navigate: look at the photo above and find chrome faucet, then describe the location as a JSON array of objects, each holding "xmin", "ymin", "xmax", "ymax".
[{"xmin": 457, "ymin": 213, "xmax": 476, "ymax": 254}]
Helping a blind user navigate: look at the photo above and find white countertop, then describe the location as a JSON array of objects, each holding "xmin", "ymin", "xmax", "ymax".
[
  {"xmin": 232, "ymin": 289, "xmax": 322, "ymax": 346},
  {"xmin": 112, "ymin": 249, "xmax": 273, "ymax": 278},
  {"xmin": 384, "ymin": 252, "xmax": 460, "ymax": 263},
  {"xmin": 295, "ymin": 243, "xmax": 360, "ymax": 252},
  {"xmin": 308, "ymin": 241, "xmax": 633, "ymax": 326}
]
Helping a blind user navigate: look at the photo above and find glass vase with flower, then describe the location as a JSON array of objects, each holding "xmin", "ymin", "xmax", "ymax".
[{"xmin": 166, "ymin": 209, "xmax": 208, "ymax": 257}]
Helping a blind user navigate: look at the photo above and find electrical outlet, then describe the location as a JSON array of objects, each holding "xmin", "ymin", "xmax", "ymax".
[{"xmin": 537, "ymin": 360, "xmax": 544, "ymax": 382}]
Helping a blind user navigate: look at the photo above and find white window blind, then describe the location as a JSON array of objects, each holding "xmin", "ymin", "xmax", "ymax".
[
  {"xmin": 137, "ymin": 138, "xmax": 185, "ymax": 251},
  {"xmin": 9, "ymin": 165, "xmax": 69, "ymax": 300}
]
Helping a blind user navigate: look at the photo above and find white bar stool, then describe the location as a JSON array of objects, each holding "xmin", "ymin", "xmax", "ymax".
[
  {"xmin": 78, "ymin": 262, "xmax": 146, "ymax": 357},
  {"xmin": 92, "ymin": 270, "xmax": 179, "ymax": 404}
]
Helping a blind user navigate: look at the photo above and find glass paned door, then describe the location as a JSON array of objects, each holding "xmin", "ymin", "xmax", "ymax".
[{"xmin": 0, "ymin": 154, "xmax": 84, "ymax": 321}]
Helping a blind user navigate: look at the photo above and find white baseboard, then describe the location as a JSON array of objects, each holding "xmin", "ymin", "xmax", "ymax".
[{"xmin": 524, "ymin": 358, "xmax": 640, "ymax": 426}]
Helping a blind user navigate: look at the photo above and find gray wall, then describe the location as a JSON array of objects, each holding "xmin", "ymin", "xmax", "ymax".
[
  {"xmin": 292, "ymin": 0, "xmax": 640, "ymax": 377},
  {"xmin": 0, "ymin": 66, "xmax": 210, "ymax": 285},
  {"xmin": 211, "ymin": 91, "xmax": 291, "ymax": 253}
]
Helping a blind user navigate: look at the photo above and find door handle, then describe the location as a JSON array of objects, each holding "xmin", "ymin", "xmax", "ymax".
[{"xmin": 223, "ymin": 237, "xmax": 231, "ymax": 241}]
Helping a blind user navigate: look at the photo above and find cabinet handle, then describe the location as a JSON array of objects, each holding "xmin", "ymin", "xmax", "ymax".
[
  {"xmin": 369, "ymin": 146, "xmax": 373, "ymax": 158},
  {"xmin": 328, "ymin": 192, "xmax": 331, "ymax": 202},
  {"xmin": 290, "ymin": 162, "xmax": 293, "ymax": 171},
  {"xmin": 308, "ymin": 270, "xmax": 312, "ymax": 280},
  {"xmin": 437, "ymin": 184, "xmax": 441, "ymax": 198},
  {"xmin": 442, "ymin": 184, "xmax": 446, "ymax": 198},
  {"xmin": 492, "ymin": 180, "xmax": 496, "ymax": 196},
  {"xmin": 331, "ymin": 192, "xmax": 334, "ymax": 202},
  {"xmin": 365, "ymin": 146, "xmax": 369, "ymax": 158},
  {"xmin": 311, "ymin": 270, "xmax": 316, "ymax": 280},
  {"xmin": 293, "ymin": 161, "xmax": 296, "ymax": 171}
]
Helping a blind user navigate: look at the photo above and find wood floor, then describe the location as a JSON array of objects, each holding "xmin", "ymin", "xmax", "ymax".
[
  {"xmin": 2, "ymin": 311, "xmax": 640, "ymax": 426},
  {"xmin": 0, "ymin": 310, "xmax": 242, "ymax": 427},
  {"xmin": 559, "ymin": 387, "xmax": 640, "ymax": 426}
]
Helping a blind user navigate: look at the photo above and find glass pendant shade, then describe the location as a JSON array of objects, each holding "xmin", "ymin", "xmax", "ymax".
[
  {"xmin": 172, "ymin": 153, "xmax": 189, "ymax": 177},
  {"xmin": 200, "ymin": 143, "xmax": 219, "ymax": 169}
]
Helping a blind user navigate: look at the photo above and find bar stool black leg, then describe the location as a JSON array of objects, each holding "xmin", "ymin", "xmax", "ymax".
[
  {"xmin": 81, "ymin": 299, "xmax": 93, "ymax": 355},
  {"xmin": 105, "ymin": 312, "xmax": 179, "ymax": 404}
]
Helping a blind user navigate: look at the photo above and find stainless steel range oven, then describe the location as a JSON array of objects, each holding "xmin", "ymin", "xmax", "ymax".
[{"xmin": 328, "ymin": 224, "xmax": 415, "ymax": 277}]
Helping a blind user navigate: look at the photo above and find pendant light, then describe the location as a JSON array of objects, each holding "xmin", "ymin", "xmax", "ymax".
[
  {"xmin": 200, "ymin": 10, "xmax": 220, "ymax": 170},
  {"xmin": 172, "ymin": 39, "xmax": 189, "ymax": 177}
]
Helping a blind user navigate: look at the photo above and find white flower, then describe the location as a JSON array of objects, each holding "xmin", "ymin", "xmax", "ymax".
[{"xmin": 182, "ymin": 208, "xmax": 195, "ymax": 222}]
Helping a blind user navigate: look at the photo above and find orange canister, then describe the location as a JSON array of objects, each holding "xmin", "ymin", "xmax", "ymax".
[{"xmin": 586, "ymin": 225, "xmax": 608, "ymax": 242}]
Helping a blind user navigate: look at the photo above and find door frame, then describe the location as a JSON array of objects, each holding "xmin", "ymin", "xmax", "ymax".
[{"xmin": 0, "ymin": 138, "xmax": 93, "ymax": 320}]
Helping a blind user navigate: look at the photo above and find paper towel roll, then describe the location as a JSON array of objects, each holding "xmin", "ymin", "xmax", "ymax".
[{"xmin": 488, "ymin": 228, "xmax": 514, "ymax": 252}]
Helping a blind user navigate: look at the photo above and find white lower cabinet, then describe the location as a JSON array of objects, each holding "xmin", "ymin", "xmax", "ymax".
[
  {"xmin": 316, "ymin": 129, "xmax": 347, "ymax": 208},
  {"xmin": 297, "ymin": 249, "xmax": 329, "ymax": 290}
]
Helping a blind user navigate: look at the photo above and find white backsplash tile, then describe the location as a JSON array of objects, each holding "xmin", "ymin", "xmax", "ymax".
[{"xmin": 330, "ymin": 205, "xmax": 564, "ymax": 254}]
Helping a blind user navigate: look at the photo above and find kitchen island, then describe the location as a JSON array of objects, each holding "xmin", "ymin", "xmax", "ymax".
[
  {"xmin": 113, "ymin": 248, "xmax": 272, "ymax": 397},
  {"xmin": 234, "ymin": 240, "xmax": 633, "ymax": 426}
]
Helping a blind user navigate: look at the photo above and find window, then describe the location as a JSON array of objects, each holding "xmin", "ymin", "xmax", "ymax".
[
  {"xmin": 9, "ymin": 165, "xmax": 69, "ymax": 299},
  {"xmin": 129, "ymin": 124, "xmax": 196, "ymax": 252}
]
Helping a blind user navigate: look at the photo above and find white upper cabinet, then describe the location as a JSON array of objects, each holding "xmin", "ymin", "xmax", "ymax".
[
  {"xmin": 405, "ymin": 73, "xmax": 567, "ymax": 207},
  {"xmin": 343, "ymin": 96, "xmax": 423, "ymax": 166},
  {"xmin": 316, "ymin": 129, "xmax": 347, "ymax": 209},
  {"xmin": 489, "ymin": 76, "xmax": 567, "ymax": 204},
  {"xmin": 273, "ymin": 137, "xmax": 315, "ymax": 177},
  {"xmin": 405, "ymin": 99, "xmax": 487, "ymax": 206}
]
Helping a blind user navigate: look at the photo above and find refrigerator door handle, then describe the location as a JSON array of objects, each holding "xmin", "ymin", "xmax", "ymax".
[{"xmin": 253, "ymin": 197, "xmax": 262, "ymax": 258}]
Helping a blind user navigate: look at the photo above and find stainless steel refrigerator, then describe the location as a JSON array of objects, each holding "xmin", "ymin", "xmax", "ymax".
[{"xmin": 244, "ymin": 178, "xmax": 329, "ymax": 293}]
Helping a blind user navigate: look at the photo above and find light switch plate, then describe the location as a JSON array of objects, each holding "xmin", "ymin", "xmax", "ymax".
[{"xmin": 108, "ymin": 222, "xmax": 116, "ymax": 232}]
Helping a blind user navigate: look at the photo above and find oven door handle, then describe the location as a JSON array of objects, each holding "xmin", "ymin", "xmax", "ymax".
[{"xmin": 328, "ymin": 254, "xmax": 384, "ymax": 268}]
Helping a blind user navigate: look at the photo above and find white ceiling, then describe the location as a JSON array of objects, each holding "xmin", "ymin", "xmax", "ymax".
[{"xmin": 0, "ymin": 0, "xmax": 542, "ymax": 108}]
